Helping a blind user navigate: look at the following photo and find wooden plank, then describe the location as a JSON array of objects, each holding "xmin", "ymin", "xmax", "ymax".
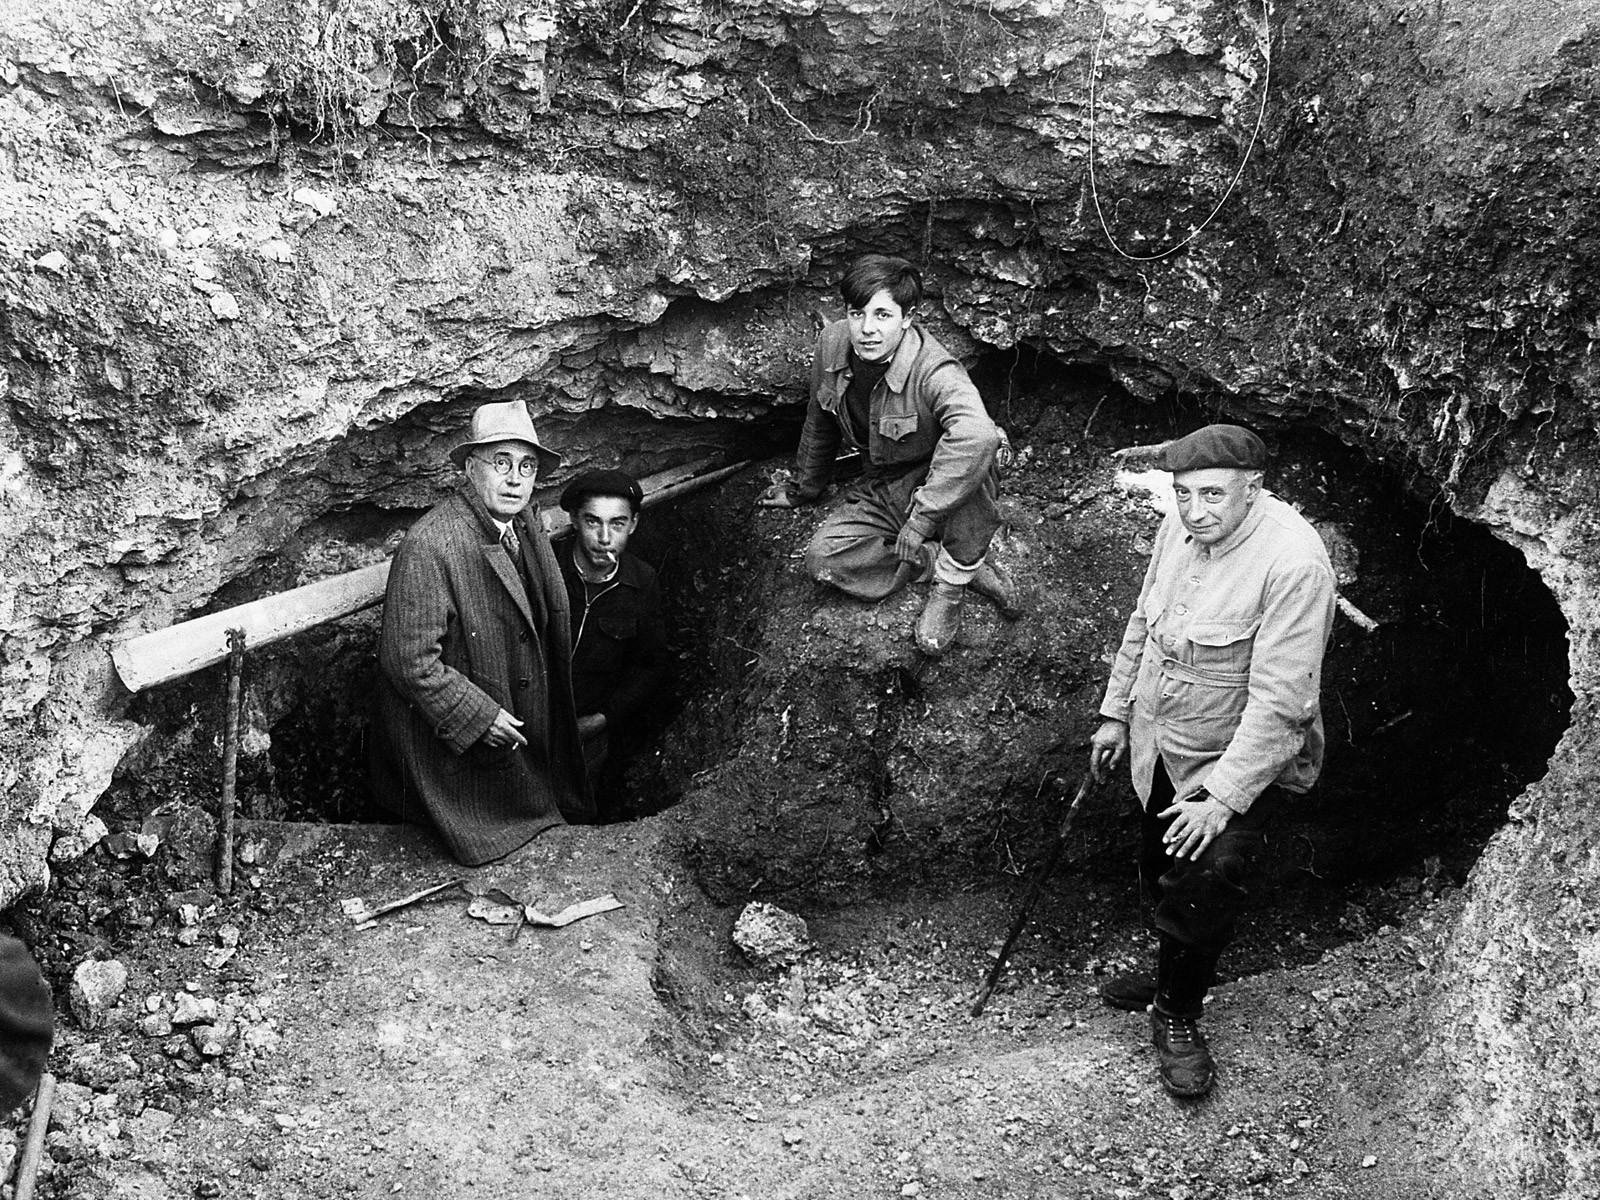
[
  {"xmin": 111, "ymin": 562, "xmax": 392, "ymax": 694},
  {"xmin": 110, "ymin": 457, "xmax": 755, "ymax": 694}
]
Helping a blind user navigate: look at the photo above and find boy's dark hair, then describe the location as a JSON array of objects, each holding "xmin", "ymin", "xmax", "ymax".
[{"xmin": 840, "ymin": 254, "xmax": 923, "ymax": 313}]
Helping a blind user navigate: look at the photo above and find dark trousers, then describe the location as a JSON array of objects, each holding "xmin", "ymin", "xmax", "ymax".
[
  {"xmin": 1141, "ymin": 758, "xmax": 1280, "ymax": 960},
  {"xmin": 803, "ymin": 464, "xmax": 1001, "ymax": 600}
]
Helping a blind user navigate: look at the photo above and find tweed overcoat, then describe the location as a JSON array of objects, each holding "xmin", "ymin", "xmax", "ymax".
[{"xmin": 370, "ymin": 483, "xmax": 593, "ymax": 864}]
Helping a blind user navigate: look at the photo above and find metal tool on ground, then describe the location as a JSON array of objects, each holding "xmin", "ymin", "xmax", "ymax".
[
  {"xmin": 216, "ymin": 627, "xmax": 245, "ymax": 895},
  {"xmin": 15, "ymin": 1071, "xmax": 55, "ymax": 1200},
  {"xmin": 970, "ymin": 768, "xmax": 1103, "ymax": 1017}
]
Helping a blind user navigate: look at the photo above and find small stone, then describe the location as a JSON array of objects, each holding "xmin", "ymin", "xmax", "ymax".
[
  {"xmin": 140, "ymin": 1014, "xmax": 173, "ymax": 1038},
  {"xmin": 249, "ymin": 1148, "xmax": 273, "ymax": 1171},
  {"xmin": 1361, "ymin": 1155, "xmax": 1377, "ymax": 1168},
  {"xmin": 175, "ymin": 926, "xmax": 201, "ymax": 947},
  {"xmin": 732, "ymin": 902, "xmax": 811, "ymax": 967},
  {"xmin": 218, "ymin": 925, "xmax": 241, "ymax": 949},
  {"xmin": 1294, "ymin": 1158, "xmax": 1310, "ymax": 1175},
  {"xmin": 50, "ymin": 816, "xmax": 109, "ymax": 864},
  {"xmin": 71, "ymin": 959, "xmax": 129, "ymax": 1028},
  {"xmin": 209, "ymin": 291, "xmax": 241, "ymax": 320},
  {"xmin": 33, "ymin": 250, "xmax": 69, "ymax": 274},
  {"xmin": 293, "ymin": 187, "xmax": 337, "ymax": 217},
  {"xmin": 156, "ymin": 228, "xmax": 180, "ymax": 252},
  {"xmin": 191, "ymin": 1022, "xmax": 235, "ymax": 1057},
  {"xmin": 258, "ymin": 239, "xmax": 293, "ymax": 262},
  {"xmin": 182, "ymin": 226, "xmax": 213, "ymax": 247},
  {"xmin": 191, "ymin": 263, "xmax": 217, "ymax": 281},
  {"xmin": 901, "ymin": 1184, "xmax": 923, "ymax": 1197},
  {"xmin": 196, "ymin": 1179, "xmax": 222, "ymax": 1198},
  {"xmin": 782, "ymin": 1128, "xmax": 802, "ymax": 1146},
  {"xmin": 171, "ymin": 993, "xmax": 218, "ymax": 1026}
]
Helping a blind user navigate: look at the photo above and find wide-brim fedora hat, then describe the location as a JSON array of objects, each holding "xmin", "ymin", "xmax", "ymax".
[{"xmin": 449, "ymin": 400, "xmax": 564, "ymax": 476}]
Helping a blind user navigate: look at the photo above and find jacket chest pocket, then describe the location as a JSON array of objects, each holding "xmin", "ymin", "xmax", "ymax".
[
  {"xmin": 874, "ymin": 411, "xmax": 926, "ymax": 463},
  {"xmin": 1185, "ymin": 617, "xmax": 1261, "ymax": 677},
  {"xmin": 598, "ymin": 616, "xmax": 637, "ymax": 642},
  {"xmin": 879, "ymin": 414, "xmax": 918, "ymax": 441}
]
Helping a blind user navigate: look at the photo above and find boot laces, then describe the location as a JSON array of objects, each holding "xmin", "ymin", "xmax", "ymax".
[{"xmin": 1161, "ymin": 1013, "xmax": 1198, "ymax": 1049}]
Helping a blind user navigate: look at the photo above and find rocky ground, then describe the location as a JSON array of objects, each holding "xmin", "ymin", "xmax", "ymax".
[{"xmin": 1, "ymin": 807, "xmax": 1471, "ymax": 1200}]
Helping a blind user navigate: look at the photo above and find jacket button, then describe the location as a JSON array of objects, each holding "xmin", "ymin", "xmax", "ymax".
[
  {"xmin": 518, "ymin": 678, "xmax": 530, "ymax": 690},
  {"xmin": 519, "ymin": 632, "xmax": 529, "ymax": 643}
]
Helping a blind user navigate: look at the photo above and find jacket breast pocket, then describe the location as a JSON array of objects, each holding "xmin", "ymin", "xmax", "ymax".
[
  {"xmin": 599, "ymin": 616, "xmax": 637, "ymax": 641},
  {"xmin": 879, "ymin": 414, "xmax": 918, "ymax": 441},
  {"xmin": 874, "ymin": 412, "xmax": 927, "ymax": 465},
  {"xmin": 1186, "ymin": 617, "xmax": 1261, "ymax": 676}
]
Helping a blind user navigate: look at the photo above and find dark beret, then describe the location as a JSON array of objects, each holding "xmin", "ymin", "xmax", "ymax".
[
  {"xmin": 1157, "ymin": 424, "xmax": 1268, "ymax": 472},
  {"xmin": 559, "ymin": 469, "xmax": 644, "ymax": 514}
]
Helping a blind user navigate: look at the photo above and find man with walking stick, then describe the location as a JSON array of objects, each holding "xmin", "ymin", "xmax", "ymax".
[{"xmin": 1089, "ymin": 425, "xmax": 1336, "ymax": 1098}]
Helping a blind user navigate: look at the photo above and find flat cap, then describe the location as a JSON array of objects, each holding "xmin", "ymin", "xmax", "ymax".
[
  {"xmin": 1157, "ymin": 424, "xmax": 1268, "ymax": 472},
  {"xmin": 559, "ymin": 468, "xmax": 644, "ymax": 514}
]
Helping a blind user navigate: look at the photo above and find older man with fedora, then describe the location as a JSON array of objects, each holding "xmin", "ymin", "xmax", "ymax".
[
  {"xmin": 1089, "ymin": 424, "xmax": 1336, "ymax": 1098},
  {"xmin": 370, "ymin": 400, "xmax": 593, "ymax": 863}
]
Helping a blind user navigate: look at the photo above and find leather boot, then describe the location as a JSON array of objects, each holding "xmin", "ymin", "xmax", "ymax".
[
  {"xmin": 969, "ymin": 556, "xmax": 1022, "ymax": 620},
  {"xmin": 916, "ymin": 582, "xmax": 965, "ymax": 656},
  {"xmin": 1098, "ymin": 971, "xmax": 1156, "ymax": 1012},
  {"xmin": 1150, "ymin": 1010, "xmax": 1214, "ymax": 1098},
  {"xmin": 1151, "ymin": 936, "xmax": 1218, "ymax": 1098}
]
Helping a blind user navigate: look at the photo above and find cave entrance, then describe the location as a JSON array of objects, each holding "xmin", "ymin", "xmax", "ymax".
[
  {"xmin": 97, "ymin": 358, "xmax": 1571, "ymax": 981},
  {"xmin": 99, "ymin": 465, "xmax": 775, "ymax": 838},
  {"xmin": 950, "ymin": 350, "xmax": 1574, "ymax": 980}
]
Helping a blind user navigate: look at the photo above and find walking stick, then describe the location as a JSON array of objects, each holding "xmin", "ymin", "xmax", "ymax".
[{"xmin": 971, "ymin": 769, "xmax": 1103, "ymax": 1016}]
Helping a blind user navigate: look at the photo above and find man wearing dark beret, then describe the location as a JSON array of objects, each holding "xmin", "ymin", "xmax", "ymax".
[
  {"xmin": 555, "ymin": 470, "xmax": 671, "ymax": 816},
  {"xmin": 1089, "ymin": 423, "xmax": 1336, "ymax": 1098}
]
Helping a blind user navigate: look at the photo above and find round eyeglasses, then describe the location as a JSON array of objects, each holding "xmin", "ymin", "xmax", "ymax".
[{"xmin": 473, "ymin": 453, "xmax": 539, "ymax": 478}]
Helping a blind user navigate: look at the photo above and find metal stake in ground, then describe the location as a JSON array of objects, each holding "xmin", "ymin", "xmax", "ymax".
[
  {"xmin": 217, "ymin": 627, "xmax": 246, "ymax": 895},
  {"xmin": 970, "ymin": 768, "xmax": 1102, "ymax": 1017}
]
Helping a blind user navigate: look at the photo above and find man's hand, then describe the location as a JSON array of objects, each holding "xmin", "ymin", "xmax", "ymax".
[
  {"xmin": 757, "ymin": 482, "xmax": 800, "ymax": 509},
  {"xmin": 1158, "ymin": 793, "xmax": 1234, "ymax": 861},
  {"xmin": 894, "ymin": 523, "xmax": 928, "ymax": 566},
  {"xmin": 481, "ymin": 709, "xmax": 527, "ymax": 749},
  {"xmin": 995, "ymin": 428, "xmax": 1015, "ymax": 472},
  {"xmin": 1089, "ymin": 719, "xmax": 1129, "ymax": 782},
  {"xmin": 577, "ymin": 713, "xmax": 607, "ymax": 739}
]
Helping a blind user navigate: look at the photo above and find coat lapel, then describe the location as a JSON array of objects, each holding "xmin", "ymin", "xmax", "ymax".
[
  {"xmin": 455, "ymin": 485, "xmax": 539, "ymax": 634},
  {"xmin": 481, "ymin": 544, "xmax": 537, "ymax": 632}
]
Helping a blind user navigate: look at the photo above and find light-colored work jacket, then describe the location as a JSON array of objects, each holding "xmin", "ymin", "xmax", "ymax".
[{"xmin": 1099, "ymin": 491, "xmax": 1337, "ymax": 814}]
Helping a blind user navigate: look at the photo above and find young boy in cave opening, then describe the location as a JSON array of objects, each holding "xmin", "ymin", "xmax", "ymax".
[
  {"xmin": 757, "ymin": 253, "xmax": 1019, "ymax": 655},
  {"xmin": 553, "ymin": 470, "xmax": 671, "ymax": 820}
]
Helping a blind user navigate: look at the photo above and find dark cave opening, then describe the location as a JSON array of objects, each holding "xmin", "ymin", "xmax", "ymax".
[
  {"xmin": 96, "ymin": 348, "xmax": 1571, "ymax": 977},
  {"xmin": 949, "ymin": 348, "xmax": 1575, "ymax": 979}
]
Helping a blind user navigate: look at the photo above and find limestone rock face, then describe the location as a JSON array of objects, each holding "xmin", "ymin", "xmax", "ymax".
[{"xmin": 4, "ymin": 0, "xmax": 1600, "ymax": 1192}]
